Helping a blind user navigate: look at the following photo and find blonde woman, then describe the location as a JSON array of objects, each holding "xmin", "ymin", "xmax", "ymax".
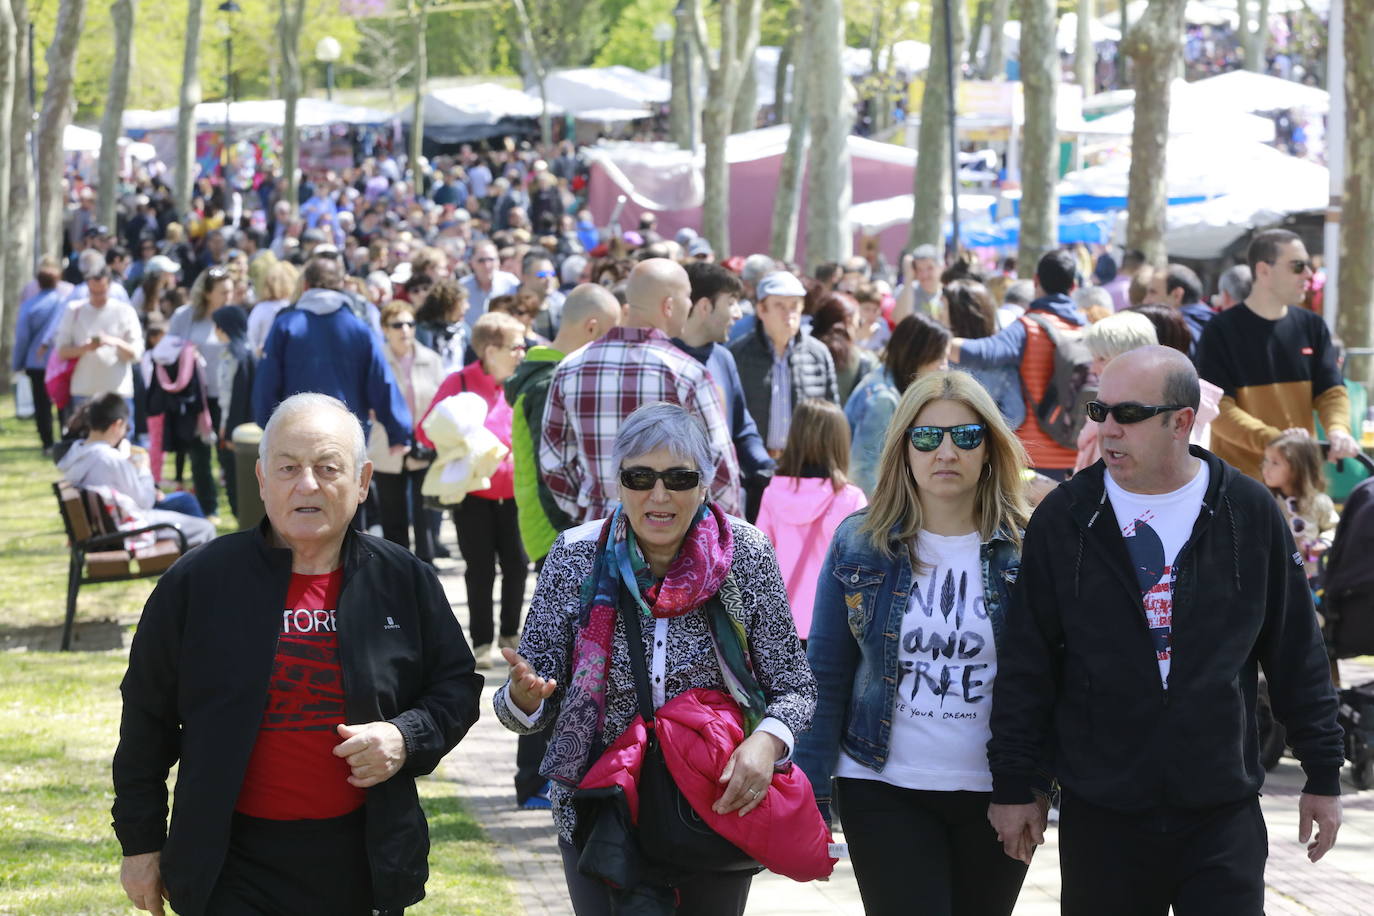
[
  {"xmin": 795, "ymin": 370, "xmax": 1040, "ymax": 916},
  {"xmin": 1073, "ymin": 311, "xmax": 1158, "ymax": 474},
  {"xmin": 247, "ymin": 261, "xmax": 301, "ymax": 356}
]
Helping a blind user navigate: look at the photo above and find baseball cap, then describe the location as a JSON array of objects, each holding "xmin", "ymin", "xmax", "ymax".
[
  {"xmin": 755, "ymin": 270, "xmax": 806, "ymax": 299},
  {"xmin": 84, "ymin": 224, "xmax": 112, "ymax": 239},
  {"xmin": 146, "ymin": 255, "xmax": 179, "ymax": 275},
  {"xmin": 687, "ymin": 237, "xmax": 714, "ymax": 258},
  {"xmin": 301, "ymin": 228, "xmax": 326, "ymax": 244}
]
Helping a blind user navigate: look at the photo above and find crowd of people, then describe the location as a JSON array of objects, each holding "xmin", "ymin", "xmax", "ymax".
[{"xmin": 11, "ymin": 146, "xmax": 1367, "ymax": 916}]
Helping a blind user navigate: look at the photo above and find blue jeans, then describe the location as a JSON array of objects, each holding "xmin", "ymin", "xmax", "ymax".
[{"xmin": 156, "ymin": 490, "xmax": 205, "ymax": 518}]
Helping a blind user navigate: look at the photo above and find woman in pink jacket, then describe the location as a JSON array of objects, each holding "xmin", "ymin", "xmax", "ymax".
[
  {"xmin": 756, "ymin": 399, "xmax": 867, "ymax": 643},
  {"xmin": 419, "ymin": 311, "xmax": 528, "ymax": 668}
]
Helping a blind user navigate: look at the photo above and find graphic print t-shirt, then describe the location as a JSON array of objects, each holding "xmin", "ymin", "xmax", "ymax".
[
  {"xmin": 836, "ymin": 530, "xmax": 996, "ymax": 791},
  {"xmin": 1104, "ymin": 461, "xmax": 1209, "ymax": 689},
  {"xmin": 236, "ymin": 568, "xmax": 366, "ymax": 820}
]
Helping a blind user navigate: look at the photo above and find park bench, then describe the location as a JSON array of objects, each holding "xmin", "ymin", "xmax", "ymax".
[{"xmin": 51, "ymin": 480, "xmax": 187, "ymax": 651}]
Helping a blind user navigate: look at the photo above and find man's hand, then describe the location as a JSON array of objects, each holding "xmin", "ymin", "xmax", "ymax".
[
  {"xmin": 121, "ymin": 851, "xmax": 167, "ymax": 915},
  {"xmin": 333, "ymin": 721, "xmax": 407, "ymax": 788},
  {"xmin": 1298, "ymin": 793, "xmax": 1341, "ymax": 862},
  {"xmin": 988, "ymin": 799, "xmax": 1049, "ymax": 865},
  {"xmin": 501, "ymin": 647, "xmax": 557, "ymax": 715},
  {"xmin": 1327, "ymin": 429, "xmax": 1361, "ymax": 461},
  {"xmin": 713, "ymin": 731, "xmax": 785, "ymax": 817}
]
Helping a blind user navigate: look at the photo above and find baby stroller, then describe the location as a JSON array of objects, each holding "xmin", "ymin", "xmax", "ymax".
[
  {"xmin": 1338, "ymin": 682, "xmax": 1374, "ymax": 789},
  {"xmin": 1320, "ymin": 474, "xmax": 1374, "ymax": 788}
]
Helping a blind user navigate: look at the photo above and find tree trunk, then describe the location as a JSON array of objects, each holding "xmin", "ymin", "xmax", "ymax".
[
  {"xmin": 510, "ymin": 0, "xmax": 551, "ymax": 148},
  {"xmin": 773, "ymin": 10, "xmax": 797, "ymax": 126},
  {"xmin": 984, "ymin": 0, "xmax": 1009, "ymax": 79},
  {"xmin": 278, "ymin": 0, "xmax": 304, "ymax": 214},
  {"xmin": 908, "ymin": 0, "xmax": 966, "ymax": 255},
  {"xmin": 968, "ymin": 0, "xmax": 988, "ymax": 71},
  {"xmin": 690, "ymin": 0, "xmax": 762, "ymax": 257},
  {"xmin": 670, "ymin": 16, "xmax": 695, "ymax": 146},
  {"xmin": 5, "ymin": 0, "xmax": 34, "ymax": 363},
  {"xmin": 36, "ymin": 0, "xmax": 85, "ymax": 259},
  {"xmin": 98, "ymin": 0, "xmax": 136, "ymax": 229},
  {"xmin": 770, "ymin": 78, "xmax": 808, "ymax": 261},
  {"xmin": 805, "ymin": 0, "xmax": 850, "ymax": 269},
  {"xmin": 733, "ymin": 49, "xmax": 757, "ymax": 134},
  {"xmin": 1076, "ymin": 0, "xmax": 1094, "ymax": 94},
  {"xmin": 175, "ymin": 0, "xmax": 202, "ymax": 216},
  {"xmin": 0, "ymin": 0, "xmax": 14, "ymax": 369},
  {"xmin": 1339, "ymin": 0, "xmax": 1374, "ymax": 390},
  {"xmin": 1122, "ymin": 0, "xmax": 1183, "ymax": 267},
  {"xmin": 409, "ymin": 2, "xmax": 426, "ymax": 186},
  {"xmin": 1018, "ymin": 0, "xmax": 1059, "ymax": 272}
]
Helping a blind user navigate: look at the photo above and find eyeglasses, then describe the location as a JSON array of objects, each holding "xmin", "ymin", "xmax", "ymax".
[
  {"xmin": 1085, "ymin": 400, "xmax": 1188, "ymax": 424},
  {"xmin": 388, "ymin": 320, "xmax": 415, "ymax": 329},
  {"xmin": 907, "ymin": 424, "xmax": 985, "ymax": 451},
  {"xmin": 619, "ymin": 467, "xmax": 703, "ymax": 491},
  {"xmin": 534, "ymin": 270, "xmax": 556, "ymax": 279},
  {"xmin": 1266, "ymin": 258, "xmax": 1313, "ymax": 275}
]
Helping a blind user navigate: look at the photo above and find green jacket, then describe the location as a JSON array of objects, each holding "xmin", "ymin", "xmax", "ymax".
[{"xmin": 504, "ymin": 345, "xmax": 574, "ymax": 561}]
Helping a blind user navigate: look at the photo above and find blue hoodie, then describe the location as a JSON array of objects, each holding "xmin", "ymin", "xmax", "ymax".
[
  {"xmin": 956, "ymin": 292, "xmax": 1085, "ymax": 368},
  {"xmin": 251, "ymin": 288, "xmax": 413, "ymax": 445}
]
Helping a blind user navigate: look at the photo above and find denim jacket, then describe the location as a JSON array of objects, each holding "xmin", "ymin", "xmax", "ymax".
[{"xmin": 793, "ymin": 509, "xmax": 1022, "ymax": 821}]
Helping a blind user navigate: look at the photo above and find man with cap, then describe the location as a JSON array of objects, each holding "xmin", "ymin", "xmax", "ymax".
[
  {"xmin": 52, "ymin": 260, "xmax": 143, "ymax": 421},
  {"xmin": 728, "ymin": 270, "xmax": 839, "ymax": 459},
  {"xmin": 687, "ymin": 237, "xmax": 715, "ymax": 263}
]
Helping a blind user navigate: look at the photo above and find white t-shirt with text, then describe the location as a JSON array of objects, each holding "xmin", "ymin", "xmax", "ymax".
[
  {"xmin": 1104, "ymin": 459, "xmax": 1209, "ymax": 688},
  {"xmin": 836, "ymin": 530, "xmax": 997, "ymax": 792}
]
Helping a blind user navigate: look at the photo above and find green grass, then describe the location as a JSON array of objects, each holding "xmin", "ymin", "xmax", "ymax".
[{"xmin": 0, "ymin": 397, "xmax": 520, "ymax": 915}]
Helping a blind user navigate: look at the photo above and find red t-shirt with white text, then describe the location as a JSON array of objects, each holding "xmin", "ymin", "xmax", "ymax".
[{"xmin": 235, "ymin": 569, "xmax": 367, "ymax": 820}]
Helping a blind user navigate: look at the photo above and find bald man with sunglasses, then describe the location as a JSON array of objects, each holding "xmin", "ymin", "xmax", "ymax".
[
  {"xmin": 1196, "ymin": 229, "xmax": 1358, "ymax": 482},
  {"xmin": 988, "ymin": 346, "xmax": 1344, "ymax": 916}
]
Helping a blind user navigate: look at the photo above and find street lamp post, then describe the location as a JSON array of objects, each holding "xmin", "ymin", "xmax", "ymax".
[
  {"xmin": 315, "ymin": 36, "xmax": 342, "ymax": 102},
  {"xmin": 218, "ymin": 0, "xmax": 241, "ymax": 181}
]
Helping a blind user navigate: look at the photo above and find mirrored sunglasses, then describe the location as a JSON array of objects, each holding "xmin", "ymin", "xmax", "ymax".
[{"xmin": 907, "ymin": 424, "xmax": 985, "ymax": 452}]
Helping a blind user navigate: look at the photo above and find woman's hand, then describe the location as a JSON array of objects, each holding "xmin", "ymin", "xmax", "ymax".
[
  {"xmin": 501, "ymin": 647, "xmax": 556, "ymax": 715},
  {"xmin": 713, "ymin": 730, "xmax": 785, "ymax": 818}
]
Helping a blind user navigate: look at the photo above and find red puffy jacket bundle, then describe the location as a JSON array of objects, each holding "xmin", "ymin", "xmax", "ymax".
[{"xmin": 578, "ymin": 687, "xmax": 836, "ymax": 882}]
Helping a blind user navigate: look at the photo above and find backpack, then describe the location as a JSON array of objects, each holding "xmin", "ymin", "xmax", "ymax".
[{"xmin": 1022, "ymin": 313, "xmax": 1095, "ymax": 450}]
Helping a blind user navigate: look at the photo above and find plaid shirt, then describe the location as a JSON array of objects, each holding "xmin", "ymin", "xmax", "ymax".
[{"xmin": 540, "ymin": 325, "xmax": 741, "ymax": 522}]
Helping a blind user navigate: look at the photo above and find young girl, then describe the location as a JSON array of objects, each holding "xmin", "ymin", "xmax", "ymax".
[
  {"xmin": 756, "ymin": 399, "xmax": 868, "ymax": 643},
  {"xmin": 1261, "ymin": 431, "xmax": 1339, "ymax": 581}
]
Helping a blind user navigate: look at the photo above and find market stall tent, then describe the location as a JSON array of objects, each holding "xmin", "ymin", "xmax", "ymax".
[
  {"xmin": 538, "ymin": 66, "xmax": 670, "ymax": 122},
  {"xmin": 396, "ymin": 84, "xmax": 560, "ymax": 145}
]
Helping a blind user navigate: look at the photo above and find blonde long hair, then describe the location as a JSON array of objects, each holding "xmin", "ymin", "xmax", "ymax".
[{"xmin": 859, "ymin": 370, "xmax": 1030, "ymax": 556}]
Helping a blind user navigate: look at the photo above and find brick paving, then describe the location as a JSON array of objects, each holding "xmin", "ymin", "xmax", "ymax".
[{"xmin": 431, "ymin": 548, "xmax": 1374, "ymax": 915}]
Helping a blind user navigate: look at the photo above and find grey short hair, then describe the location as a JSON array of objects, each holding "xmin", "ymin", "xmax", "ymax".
[
  {"xmin": 741, "ymin": 254, "xmax": 777, "ymax": 288},
  {"xmin": 259, "ymin": 393, "xmax": 368, "ymax": 480},
  {"xmin": 365, "ymin": 270, "xmax": 393, "ymax": 299},
  {"xmin": 1083, "ymin": 311, "xmax": 1158, "ymax": 362},
  {"xmin": 1073, "ymin": 286, "xmax": 1114, "ymax": 314},
  {"xmin": 1003, "ymin": 279, "xmax": 1035, "ymax": 306},
  {"xmin": 1218, "ymin": 264, "xmax": 1252, "ymax": 302},
  {"xmin": 611, "ymin": 402, "xmax": 713, "ymax": 490},
  {"xmin": 910, "ymin": 244, "xmax": 938, "ymax": 263}
]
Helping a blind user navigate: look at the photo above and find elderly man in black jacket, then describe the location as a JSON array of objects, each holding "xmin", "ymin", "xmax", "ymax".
[
  {"xmin": 114, "ymin": 392, "xmax": 483, "ymax": 916},
  {"xmin": 987, "ymin": 346, "xmax": 1344, "ymax": 916}
]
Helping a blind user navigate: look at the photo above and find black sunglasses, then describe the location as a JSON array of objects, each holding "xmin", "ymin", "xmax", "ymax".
[
  {"xmin": 908, "ymin": 424, "xmax": 985, "ymax": 452},
  {"xmin": 388, "ymin": 320, "xmax": 415, "ymax": 329},
  {"xmin": 1265, "ymin": 257, "xmax": 1313, "ymax": 275},
  {"xmin": 619, "ymin": 467, "xmax": 702, "ymax": 491},
  {"xmin": 1085, "ymin": 400, "xmax": 1188, "ymax": 424}
]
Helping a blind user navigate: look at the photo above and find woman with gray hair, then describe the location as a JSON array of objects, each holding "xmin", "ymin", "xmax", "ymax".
[
  {"xmin": 494, "ymin": 401, "xmax": 818, "ymax": 914},
  {"xmin": 1073, "ymin": 310, "xmax": 1158, "ymax": 474}
]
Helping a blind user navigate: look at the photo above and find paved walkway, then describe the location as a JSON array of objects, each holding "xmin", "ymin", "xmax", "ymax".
[{"xmin": 431, "ymin": 553, "xmax": 1374, "ymax": 915}]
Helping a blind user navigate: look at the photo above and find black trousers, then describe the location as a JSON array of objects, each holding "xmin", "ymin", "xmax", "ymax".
[
  {"xmin": 452, "ymin": 495, "xmax": 526, "ymax": 648},
  {"xmin": 25, "ymin": 368, "xmax": 55, "ymax": 449},
  {"xmin": 203, "ymin": 810, "xmax": 402, "ymax": 916},
  {"xmin": 1059, "ymin": 792, "xmax": 1267, "ymax": 916},
  {"xmin": 558, "ymin": 839, "xmax": 753, "ymax": 916},
  {"xmin": 375, "ymin": 468, "xmax": 435, "ymax": 561},
  {"xmin": 835, "ymin": 778, "xmax": 1028, "ymax": 916}
]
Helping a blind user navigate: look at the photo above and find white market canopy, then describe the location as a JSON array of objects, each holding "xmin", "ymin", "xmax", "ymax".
[
  {"xmin": 1183, "ymin": 69, "xmax": 1329, "ymax": 115},
  {"xmin": 63, "ymin": 124, "xmax": 158, "ymax": 161},
  {"xmin": 1002, "ymin": 14, "xmax": 1121, "ymax": 54},
  {"xmin": 1081, "ymin": 87, "xmax": 1277, "ymax": 144},
  {"xmin": 123, "ymin": 98, "xmax": 392, "ymax": 133},
  {"xmin": 538, "ymin": 65, "xmax": 670, "ymax": 121},
  {"xmin": 396, "ymin": 83, "xmax": 562, "ymax": 143}
]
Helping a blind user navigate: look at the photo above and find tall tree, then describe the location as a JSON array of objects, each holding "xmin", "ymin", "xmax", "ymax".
[
  {"xmin": 278, "ymin": 0, "xmax": 305, "ymax": 214},
  {"xmin": 983, "ymin": 0, "xmax": 1009, "ymax": 79},
  {"xmin": 36, "ymin": 0, "xmax": 86, "ymax": 260},
  {"xmin": 1122, "ymin": 0, "xmax": 1184, "ymax": 267},
  {"xmin": 908, "ymin": 0, "xmax": 966, "ymax": 255},
  {"xmin": 772, "ymin": 8, "xmax": 798, "ymax": 126},
  {"xmin": 1237, "ymin": 0, "xmax": 1271, "ymax": 73},
  {"xmin": 0, "ymin": 0, "xmax": 14, "ymax": 369},
  {"xmin": 669, "ymin": 8, "xmax": 699, "ymax": 148},
  {"xmin": 98, "ymin": 0, "xmax": 138, "ymax": 229},
  {"xmin": 1075, "ymin": 0, "xmax": 1094, "ymax": 94},
  {"xmin": 687, "ymin": 0, "xmax": 762, "ymax": 257},
  {"xmin": 5, "ymin": 0, "xmax": 34, "ymax": 366},
  {"xmin": 769, "ymin": 72, "xmax": 808, "ymax": 261},
  {"xmin": 1018, "ymin": 0, "xmax": 1058, "ymax": 273},
  {"xmin": 174, "ymin": 0, "xmax": 203, "ymax": 215},
  {"xmin": 1339, "ymin": 0, "xmax": 1374, "ymax": 389},
  {"xmin": 805, "ymin": 0, "xmax": 850, "ymax": 269},
  {"xmin": 732, "ymin": 42, "xmax": 758, "ymax": 134},
  {"xmin": 510, "ymin": 0, "xmax": 552, "ymax": 147}
]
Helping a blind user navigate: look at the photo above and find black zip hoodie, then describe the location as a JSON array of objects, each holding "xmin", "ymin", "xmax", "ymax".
[
  {"xmin": 112, "ymin": 521, "xmax": 483, "ymax": 915},
  {"xmin": 988, "ymin": 447, "xmax": 1343, "ymax": 810}
]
